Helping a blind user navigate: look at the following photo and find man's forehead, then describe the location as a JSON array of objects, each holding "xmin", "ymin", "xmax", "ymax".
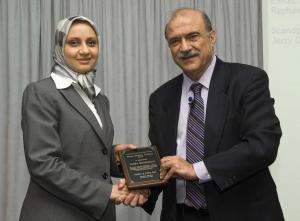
[
  {"xmin": 167, "ymin": 13, "xmax": 205, "ymax": 35},
  {"xmin": 171, "ymin": 10, "xmax": 202, "ymax": 22}
]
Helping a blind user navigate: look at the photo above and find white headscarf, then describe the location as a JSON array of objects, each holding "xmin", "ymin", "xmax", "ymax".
[{"xmin": 52, "ymin": 16, "xmax": 100, "ymax": 103}]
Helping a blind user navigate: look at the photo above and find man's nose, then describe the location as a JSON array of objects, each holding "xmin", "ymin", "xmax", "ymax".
[{"xmin": 180, "ymin": 38, "xmax": 192, "ymax": 51}]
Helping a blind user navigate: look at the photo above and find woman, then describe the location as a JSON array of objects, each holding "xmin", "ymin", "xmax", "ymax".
[{"xmin": 20, "ymin": 16, "xmax": 134, "ymax": 221}]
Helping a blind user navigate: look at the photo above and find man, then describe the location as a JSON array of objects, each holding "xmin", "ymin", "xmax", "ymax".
[{"xmin": 142, "ymin": 8, "xmax": 284, "ymax": 221}]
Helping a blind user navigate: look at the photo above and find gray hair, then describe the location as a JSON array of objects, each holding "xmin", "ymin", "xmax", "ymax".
[{"xmin": 164, "ymin": 8, "xmax": 213, "ymax": 39}]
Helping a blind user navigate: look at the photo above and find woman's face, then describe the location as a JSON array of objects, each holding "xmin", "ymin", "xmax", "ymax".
[{"xmin": 63, "ymin": 22, "xmax": 99, "ymax": 74}]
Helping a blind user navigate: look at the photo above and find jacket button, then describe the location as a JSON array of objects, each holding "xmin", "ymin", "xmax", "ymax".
[
  {"xmin": 102, "ymin": 149, "xmax": 108, "ymax": 155},
  {"xmin": 102, "ymin": 173, "xmax": 108, "ymax": 179}
]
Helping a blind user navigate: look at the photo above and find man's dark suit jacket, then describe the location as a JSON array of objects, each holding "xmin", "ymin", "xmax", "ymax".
[
  {"xmin": 143, "ymin": 58, "xmax": 284, "ymax": 221},
  {"xmin": 20, "ymin": 78, "xmax": 120, "ymax": 221}
]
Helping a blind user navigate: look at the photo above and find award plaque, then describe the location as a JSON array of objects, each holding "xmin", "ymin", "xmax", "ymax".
[{"xmin": 116, "ymin": 146, "xmax": 167, "ymax": 189}]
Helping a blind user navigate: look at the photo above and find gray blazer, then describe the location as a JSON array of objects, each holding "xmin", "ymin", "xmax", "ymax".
[{"xmin": 20, "ymin": 78, "xmax": 119, "ymax": 221}]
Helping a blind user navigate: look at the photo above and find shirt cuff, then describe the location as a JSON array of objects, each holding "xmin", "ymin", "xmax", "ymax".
[{"xmin": 193, "ymin": 161, "xmax": 212, "ymax": 183}]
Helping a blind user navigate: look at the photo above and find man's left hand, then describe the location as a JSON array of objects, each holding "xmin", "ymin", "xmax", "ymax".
[{"xmin": 160, "ymin": 156, "xmax": 198, "ymax": 181}]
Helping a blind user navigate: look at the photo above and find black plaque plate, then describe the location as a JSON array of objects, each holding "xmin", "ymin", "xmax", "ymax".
[{"xmin": 116, "ymin": 146, "xmax": 166, "ymax": 189}]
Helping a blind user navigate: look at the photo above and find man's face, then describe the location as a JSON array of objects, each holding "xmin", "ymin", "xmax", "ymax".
[
  {"xmin": 64, "ymin": 22, "xmax": 99, "ymax": 74},
  {"xmin": 166, "ymin": 11, "xmax": 216, "ymax": 81}
]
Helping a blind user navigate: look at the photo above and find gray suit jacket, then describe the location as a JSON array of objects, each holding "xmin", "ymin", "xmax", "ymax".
[{"xmin": 20, "ymin": 78, "xmax": 119, "ymax": 221}]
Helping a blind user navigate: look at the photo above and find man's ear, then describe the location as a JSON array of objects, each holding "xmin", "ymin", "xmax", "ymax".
[{"xmin": 209, "ymin": 30, "xmax": 217, "ymax": 46}]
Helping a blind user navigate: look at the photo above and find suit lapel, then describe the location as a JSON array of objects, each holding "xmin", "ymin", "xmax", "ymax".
[
  {"xmin": 162, "ymin": 75, "xmax": 183, "ymax": 155},
  {"xmin": 204, "ymin": 58, "xmax": 229, "ymax": 157},
  {"xmin": 59, "ymin": 86, "xmax": 110, "ymax": 149},
  {"xmin": 94, "ymin": 96, "xmax": 114, "ymax": 146}
]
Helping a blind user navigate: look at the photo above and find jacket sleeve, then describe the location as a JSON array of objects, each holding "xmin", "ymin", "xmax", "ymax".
[
  {"xmin": 204, "ymin": 69, "xmax": 282, "ymax": 191},
  {"xmin": 21, "ymin": 83, "xmax": 112, "ymax": 220},
  {"xmin": 141, "ymin": 93, "xmax": 163, "ymax": 214},
  {"xmin": 110, "ymin": 145, "xmax": 123, "ymax": 178}
]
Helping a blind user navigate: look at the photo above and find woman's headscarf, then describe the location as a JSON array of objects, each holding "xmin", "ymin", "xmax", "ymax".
[{"xmin": 53, "ymin": 16, "xmax": 100, "ymax": 103}]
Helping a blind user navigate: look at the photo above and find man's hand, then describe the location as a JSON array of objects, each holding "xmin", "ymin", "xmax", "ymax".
[
  {"xmin": 110, "ymin": 179, "xmax": 129, "ymax": 204},
  {"xmin": 160, "ymin": 156, "xmax": 198, "ymax": 181},
  {"xmin": 118, "ymin": 180, "xmax": 149, "ymax": 207}
]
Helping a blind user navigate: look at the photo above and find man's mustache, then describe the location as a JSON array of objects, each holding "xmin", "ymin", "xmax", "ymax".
[{"xmin": 176, "ymin": 49, "xmax": 200, "ymax": 59}]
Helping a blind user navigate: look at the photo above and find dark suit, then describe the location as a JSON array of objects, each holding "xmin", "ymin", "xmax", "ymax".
[
  {"xmin": 20, "ymin": 78, "xmax": 119, "ymax": 221},
  {"xmin": 143, "ymin": 58, "xmax": 284, "ymax": 221}
]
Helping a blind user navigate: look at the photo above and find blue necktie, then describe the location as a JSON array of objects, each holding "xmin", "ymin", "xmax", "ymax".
[{"xmin": 186, "ymin": 83, "xmax": 207, "ymax": 209}]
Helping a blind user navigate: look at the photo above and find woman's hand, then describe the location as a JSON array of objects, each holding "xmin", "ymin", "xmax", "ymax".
[
  {"xmin": 117, "ymin": 180, "xmax": 149, "ymax": 207},
  {"xmin": 122, "ymin": 189, "xmax": 149, "ymax": 207},
  {"xmin": 114, "ymin": 144, "xmax": 137, "ymax": 164},
  {"xmin": 110, "ymin": 179, "xmax": 129, "ymax": 204},
  {"xmin": 114, "ymin": 144, "xmax": 137, "ymax": 152}
]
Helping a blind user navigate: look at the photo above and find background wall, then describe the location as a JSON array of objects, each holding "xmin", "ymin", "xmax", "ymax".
[
  {"xmin": 0, "ymin": 1, "xmax": 264, "ymax": 221},
  {"xmin": 263, "ymin": 0, "xmax": 300, "ymax": 220}
]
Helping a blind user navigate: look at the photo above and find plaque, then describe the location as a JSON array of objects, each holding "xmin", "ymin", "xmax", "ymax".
[{"xmin": 116, "ymin": 146, "xmax": 167, "ymax": 189}]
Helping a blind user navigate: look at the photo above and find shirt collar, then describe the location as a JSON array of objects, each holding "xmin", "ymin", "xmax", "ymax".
[
  {"xmin": 50, "ymin": 72, "xmax": 101, "ymax": 95},
  {"xmin": 182, "ymin": 55, "xmax": 216, "ymax": 95}
]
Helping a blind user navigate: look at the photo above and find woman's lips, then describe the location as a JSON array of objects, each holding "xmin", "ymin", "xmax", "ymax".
[{"xmin": 77, "ymin": 59, "xmax": 91, "ymax": 64}]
